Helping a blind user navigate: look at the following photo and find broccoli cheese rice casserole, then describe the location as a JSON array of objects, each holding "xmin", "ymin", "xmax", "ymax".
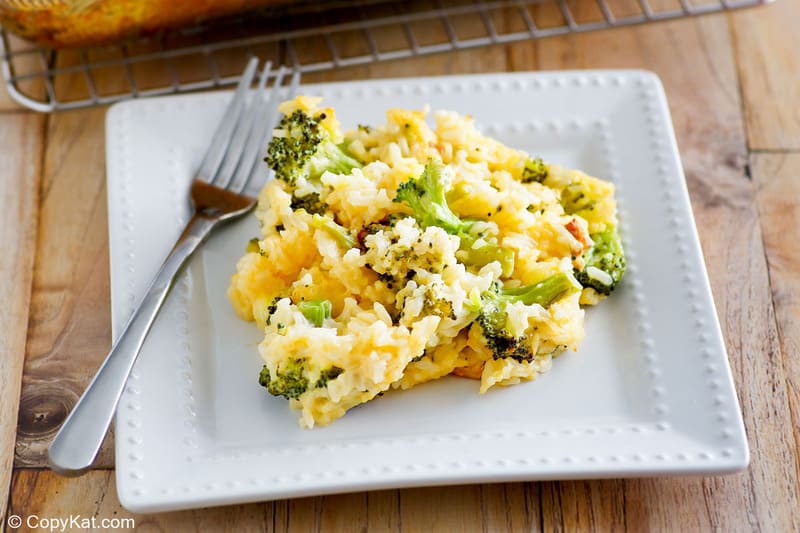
[{"xmin": 228, "ymin": 95, "xmax": 626, "ymax": 428}]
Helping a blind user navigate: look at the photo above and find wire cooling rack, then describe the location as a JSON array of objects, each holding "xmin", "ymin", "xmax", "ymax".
[{"xmin": 0, "ymin": 0, "xmax": 772, "ymax": 112}]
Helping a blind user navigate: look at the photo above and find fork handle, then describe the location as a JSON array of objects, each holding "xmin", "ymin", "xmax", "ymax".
[{"xmin": 48, "ymin": 213, "xmax": 217, "ymax": 476}]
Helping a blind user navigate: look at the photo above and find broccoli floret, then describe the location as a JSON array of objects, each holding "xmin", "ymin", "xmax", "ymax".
[
  {"xmin": 521, "ymin": 157, "xmax": 548, "ymax": 183},
  {"xmin": 259, "ymin": 358, "xmax": 343, "ymax": 400},
  {"xmin": 394, "ymin": 159, "xmax": 469, "ymax": 235},
  {"xmin": 411, "ymin": 281, "xmax": 456, "ymax": 320},
  {"xmin": 290, "ymin": 191, "xmax": 326, "ymax": 215},
  {"xmin": 560, "ymin": 181, "xmax": 597, "ymax": 215},
  {"xmin": 422, "ymin": 292, "xmax": 455, "ymax": 320},
  {"xmin": 574, "ymin": 227, "xmax": 626, "ymax": 295},
  {"xmin": 475, "ymin": 314, "xmax": 532, "ymax": 363},
  {"xmin": 266, "ymin": 109, "xmax": 362, "ymax": 187},
  {"xmin": 310, "ymin": 214, "xmax": 356, "ymax": 249},
  {"xmin": 315, "ymin": 366, "xmax": 344, "ymax": 388},
  {"xmin": 470, "ymin": 273, "xmax": 580, "ymax": 361},
  {"xmin": 356, "ymin": 214, "xmax": 403, "ymax": 249},
  {"xmin": 394, "ymin": 160, "xmax": 515, "ymax": 275},
  {"xmin": 298, "ymin": 299, "xmax": 333, "ymax": 327},
  {"xmin": 259, "ymin": 359, "xmax": 308, "ymax": 400},
  {"xmin": 361, "ymin": 214, "xmax": 402, "ymax": 235}
]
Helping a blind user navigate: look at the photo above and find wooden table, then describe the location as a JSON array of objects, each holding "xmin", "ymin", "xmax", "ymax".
[{"xmin": 2, "ymin": 1, "xmax": 799, "ymax": 530}]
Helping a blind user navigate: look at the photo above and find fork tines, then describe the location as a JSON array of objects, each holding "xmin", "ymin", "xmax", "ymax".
[{"xmin": 196, "ymin": 58, "xmax": 300, "ymax": 197}]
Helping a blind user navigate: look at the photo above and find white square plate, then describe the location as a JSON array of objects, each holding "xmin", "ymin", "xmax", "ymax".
[{"xmin": 107, "ymin": 71, "xmax": 748, "ymax": 513}]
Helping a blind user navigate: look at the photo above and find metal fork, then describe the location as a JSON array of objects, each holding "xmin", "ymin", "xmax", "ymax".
[{"xmin": 48, "ymin": 58, "xmax": 299, "ymax": 476}]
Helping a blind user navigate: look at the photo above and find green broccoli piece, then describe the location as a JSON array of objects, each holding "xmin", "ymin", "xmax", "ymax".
[
  {"xmin": 266, "ymin": 109, "xmax": 362, "ymax": 187},
  {"xmin": 521, "ymin": 157, "xmax": 549, "ymax": 183},
  {"xmin": 394, "ymin": 159, "xmax": 469, "ymax": 235},
  {"xmin": 356, "ymin": 214, "xmax": 403, "ymax": 249},
  {"xmin": 394, "ymin": 160, "xmax": 515, "ymax": 276},
  {"xmin": 494, "ymin": 273, "xmax": 579, "ymax": 306},
  {"xmin": 315, "ymin": 366, "xmax": 344, "ymax": 388},
  {"xmin": 360, "ymin": 214, "xmax": 402, "ymax": 235},
  {"xmin": 259, "ymin": 358, "xmax": 343, "ymax": 400},
  {"xmin": 290, "ymin": 191, "xmax": 326, "ymax": 215},
  {"xmin": 298, "ymin": 299, "xmax": 333, "ymax": 327},
  {"xmin": 470, "ymin": 273, "xmax": 580, "ymax": 362},
  {"xmin": 259, "ymin": 359, "xmax": 308, "ymax": 400},
  {"xmin": 422, "ymin": 297, "xmax": 455, "ymax": 320},
  {"xmin": 457, "ymin": 240, "xmax": 515, "ymax": 278},
  {"xmin": 310, "ymin": 214, "xmax": 357, "ymax": 249},
  {"xmin": 575, "ymin": 227, "xmax": 626, "ymax": 295},
  {"xmin": 560, "ymin": 181, "xmax": 597, "ymax": 215},
  {"xmin": 246, "ymin": 237, "xmax": 261, "ymax": 254},
  {"xmin": 418, "ymin": 283, "xmax": 456, "ymax": 320}
]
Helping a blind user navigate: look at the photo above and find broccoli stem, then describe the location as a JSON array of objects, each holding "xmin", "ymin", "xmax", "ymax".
[
  {"xmin": 309, "ymin": 141, "xmax": 362, "ymax": 179},
  {"xmin": 498, "ymin": 272, "xmax": 579, "ymax": 307},
  {"xmin": 458, "ymin": 241, "xmax": 515, "ymax": 277},
  {"xmin": 310, "ymin": 214, "xmax": 357, "ymax": 249},
  {"xmin": 299, "ymin": 299, "xmax": 333, "ymax": 327}
]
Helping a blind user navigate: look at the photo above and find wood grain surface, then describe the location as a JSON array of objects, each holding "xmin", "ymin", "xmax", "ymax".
[
  {"xmin": 731, "ymin": 0, "xmax": 800, "ymax": 151},
  {"xmin": 0, "ymin": 112, "xmax": 44, "ymax": 528},
  {"xmin": 0, "ymin": 34, "xmax": 46, "ymax": 112},
  {"xmin": 14, "ymin": 107, "xmax": 114, "ymax": 469},
  {"xmin": 751, "ymin": 153, "xmax": 800, "ymax": 481},
  {"xmin": 522, "ymin": 11, "xmax": 800, "ymax": 530},
  {"xmin": 3, "ymin": 0, "xmax": 800, "ymax": 530}
]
